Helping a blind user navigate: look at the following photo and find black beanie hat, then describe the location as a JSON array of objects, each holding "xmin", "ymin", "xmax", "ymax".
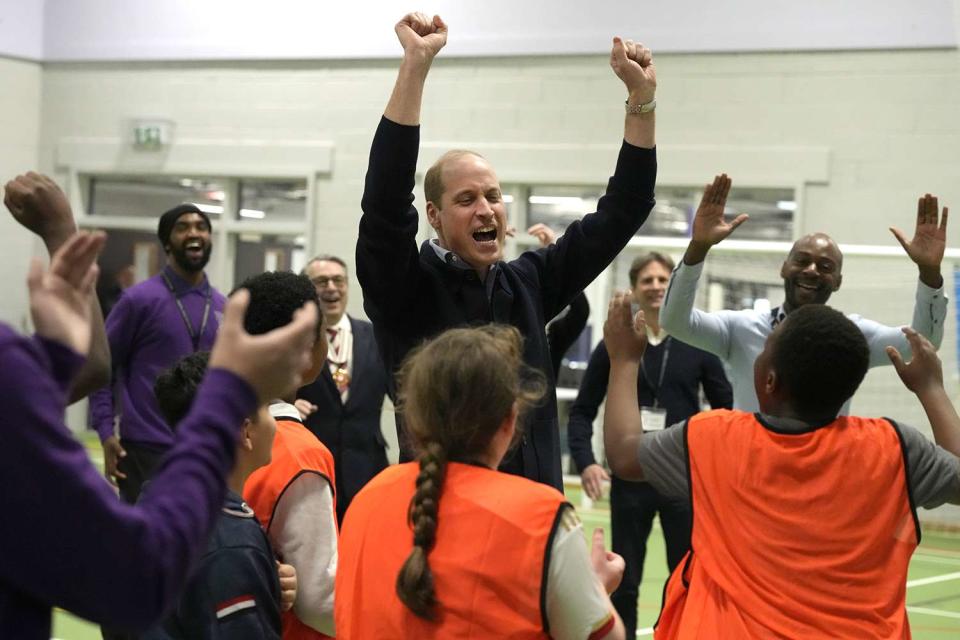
[{"xmin": 157, "ymin": 204, "xmax": 212, "ymax": 247}]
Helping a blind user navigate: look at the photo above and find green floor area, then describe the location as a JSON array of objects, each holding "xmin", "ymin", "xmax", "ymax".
[{"xmin": 53, "ymin": 438, "xmax": 960, "ymax": 638}]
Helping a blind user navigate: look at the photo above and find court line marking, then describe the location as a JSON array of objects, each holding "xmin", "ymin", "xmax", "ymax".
[
  {"xmin": 913, "ymin": 553, "xmax": 960, "ymax": 567},
  {"xmin": 906, "ymin": 571, "xmax": 960, "ymax": 588},
  {"xmin": 906, "ymin": 606, "xmax": 960, "ymax": 620}
]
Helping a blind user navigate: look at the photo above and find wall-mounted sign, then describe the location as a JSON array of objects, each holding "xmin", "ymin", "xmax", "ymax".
[{"xmin": 132, "ymin": 119, "xmax": 173, "ymax": 150}]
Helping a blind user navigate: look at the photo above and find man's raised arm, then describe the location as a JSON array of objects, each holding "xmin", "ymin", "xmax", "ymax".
[
  {"xmin": 602, "ymin": 292, "xmax": 647, "ymax": 482},
  {"xmin": 660, "ymin": 174, "xmax": 748, "ymax": 359},
  {"xmin": 4, "ymin": 172, "xmax": 110, "ymax": 402},
  {"xmin": 384, "ymin": 12, "xmax": 447, "ymax": 126},
  {"xmin": 887, "ymin": 328, "xmax": 960, "ymax": 458},
  {"xmin": 525, "ymin": 38, "xmax": 658, "ymax": 319},
  {"xmin": 356, "ymin": 13, "xmax": 447, "ymax": 325},
  {"xmin": 887, "ymin": 194, "xmax": 949, "ymax": 354},
  {"xmin": 611, "ymin": 37, "xmax": 656, "ymax": 150}
]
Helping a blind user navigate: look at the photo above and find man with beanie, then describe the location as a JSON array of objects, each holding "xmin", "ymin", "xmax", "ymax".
[{"xmin": 90, "ymin": 204, "xmax": 225, "ymax": 505}]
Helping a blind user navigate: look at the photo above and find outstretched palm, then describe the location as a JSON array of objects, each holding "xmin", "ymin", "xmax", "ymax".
[
  {"xmin": 891, "ymin": 194, "xmax": 947, "ymax": 270},
  {"xmin": 691, "ymin": 174, "xmax": 748, "ymax": 247}
]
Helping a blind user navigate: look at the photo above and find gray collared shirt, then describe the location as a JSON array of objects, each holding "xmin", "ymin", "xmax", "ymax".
[{"xmin": 429, "ymin": 239, "xmax": 499, "ymax": 301}]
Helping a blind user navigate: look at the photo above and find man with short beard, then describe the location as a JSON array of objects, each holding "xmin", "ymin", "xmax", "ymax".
[{"xmin": 90, "ymin": 204, "xmax": 226, "ymax": 505}]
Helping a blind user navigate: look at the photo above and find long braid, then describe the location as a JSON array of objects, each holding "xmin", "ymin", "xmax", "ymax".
[{"xmin": 396, "ymin": 440, "xmax": 447, "ymax": 619}]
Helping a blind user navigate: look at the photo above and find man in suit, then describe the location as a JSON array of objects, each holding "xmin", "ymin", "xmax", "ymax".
[{"xmin": 296, "ymin": 255, "xmax": 390, "ymax": 522}]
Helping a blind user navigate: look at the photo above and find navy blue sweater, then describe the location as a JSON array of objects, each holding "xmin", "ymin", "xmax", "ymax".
[{"xmin": 356, "ymin": 117, "xmax": 656, "ymax": 489}]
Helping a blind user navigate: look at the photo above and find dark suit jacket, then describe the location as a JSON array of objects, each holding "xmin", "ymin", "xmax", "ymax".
[
  {"xmin": 297, "ymin": 317, "xmax": 388, "ymax": 522},
  {"xmin": 356, "ymin": 117, "xmax": 656, "ymax": 490}
]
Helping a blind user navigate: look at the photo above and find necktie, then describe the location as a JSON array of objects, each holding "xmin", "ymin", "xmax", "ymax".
[{"xmin": 327, "ymin": 328, "xmax": 350, "ymax": 394}]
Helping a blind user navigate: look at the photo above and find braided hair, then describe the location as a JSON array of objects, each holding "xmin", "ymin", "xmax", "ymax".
[{"xmin": 394, "ymin": 325, "xmax": 544, "ymax": 619}]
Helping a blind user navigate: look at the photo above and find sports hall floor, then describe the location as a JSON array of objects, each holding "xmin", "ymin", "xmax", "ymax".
[{"xmin": 51, "ymin": 438, "xmax": 960, "ymax": 639}]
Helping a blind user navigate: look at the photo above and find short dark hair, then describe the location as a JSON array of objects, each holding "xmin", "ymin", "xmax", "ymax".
[
  {"xmin": 231, "ymin": 271, "xmax": 320, "ymax": 337},
  {"xmin": 772, "ymin": 305, "xmax": 869, "ymax": 417},
  {"xmin": 303, "ymin": 255, "xmax": 348, "ymax": 276},
  {"xmin": 154, "ymin": 351, "xmax": 210, "ymax": 429},
  {"xmin": 629, "ymin": 252, "xmax": 675, "ymax": 287}
]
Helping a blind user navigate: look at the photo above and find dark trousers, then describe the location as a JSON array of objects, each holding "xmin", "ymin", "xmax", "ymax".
[
  {"xmin": 609, "ymin": 475, "xmax": 691, "ymax": 638},
  {"xmin": 116, "ymin": 440, "xmax": 168, "ymax": 504},
  {"xmin": 101, "ymin": 441, "xmax": 169, "ymax": 640}
]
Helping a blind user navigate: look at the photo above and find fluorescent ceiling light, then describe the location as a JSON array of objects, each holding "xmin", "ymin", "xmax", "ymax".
[
  {"xmin": 777, "ymin": 200, "xmax": 797, "ymax": 211},
  {"xmin": 240, "ymin": 208, "xmax": 266, "ymax": 219},
  {"xmin": 529, "ymin": 195, "xmax": 587, "ymax": 206},
  {"xmin": 192, "ymin": 203, "xmax": 223, "ymax": 214},
  {"xmin": 502, "ymin": 194, "xmax": 514, "ymax": 203}
]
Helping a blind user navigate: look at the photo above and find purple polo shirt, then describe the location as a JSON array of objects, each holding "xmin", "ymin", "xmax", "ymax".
[
  {"xmin": 90, "ymin": 266, "xmax": 226, "ymax": 446},
  {"xmin": 0, "ymin": 323, "xmax": 257, "ymax": 638}
]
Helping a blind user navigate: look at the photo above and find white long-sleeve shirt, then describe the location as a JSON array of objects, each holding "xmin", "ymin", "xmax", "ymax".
[
  {"xmin": 268, "ymin": 402, "xmax": 337, "ymax": 637},
  {"xmin": 660, "ymin": 260, "xmax": 948, "ymax": 413}
]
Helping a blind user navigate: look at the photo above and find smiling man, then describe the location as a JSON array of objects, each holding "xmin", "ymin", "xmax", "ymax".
[
  {"xmin": 296, "ymin": 255, "xmax": 389, "ymax": 522},
  {"xmin": 356, "ymin": 12, "xmax": 659, "ymax": 488},
  {"xmin": 90, "ymin": 204, "xmax": 226, "ymax": 507},
  {"xmin": 660, "ymin": 174, "xmax": 948, "ymax": 412}
]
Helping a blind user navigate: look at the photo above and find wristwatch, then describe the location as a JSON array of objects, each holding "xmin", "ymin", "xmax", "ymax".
[{"xmin": 625, "ymin": 98, "xmax": 656, "ymax": 114}]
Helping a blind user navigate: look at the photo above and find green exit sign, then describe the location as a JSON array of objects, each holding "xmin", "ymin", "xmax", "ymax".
[{"xmin": 132, "ymin": 120, "xmax": 173, "ymax": 150}]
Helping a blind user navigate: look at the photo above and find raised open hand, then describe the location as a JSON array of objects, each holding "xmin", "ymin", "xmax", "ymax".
[
  {"xmin": 395, "ymin": 12, "xmax": 447, "ymax": 60},
  {"xmin": 690, "ymin": 174, "xmax": 747, "ymax": 247},
  {"xmin": 28, "ymin": 231, "xmax": 105, "ymax": 355},
  {"xmin": 527, "ymin": 223, "xmax": 558, "ymax": 248},
  {"xmin": 209, "ymin": 289, "xmax": 319, "ymax": 403},
  {"xmin": 890, "ymin": 194, "xmax": 947, "ymax": 287},
  {"xmin": 5, "ymin": 172, "xmax": 78, "ymax": 251},
  {"xmin": 604, "ymin": 291, "xmax": 647, "ymax": 362},
  {"xmin": 610, "ymin": 37, "xmax": 656, "ymax": 104},
  {"xmin": 886, "ymin": 327, "xmax": 943, "ymax": 396}
]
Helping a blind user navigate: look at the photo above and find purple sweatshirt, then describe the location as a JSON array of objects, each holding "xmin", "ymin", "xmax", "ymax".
[
  {"xmin": 90, "ymin": 266, "xmax": 226, "ymax": 446},
  {"xmin": 0, "ymin": 323, "xmax": 256, "ymax": 638}
]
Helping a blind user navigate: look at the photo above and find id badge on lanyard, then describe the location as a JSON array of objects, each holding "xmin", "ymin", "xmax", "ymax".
[
  {"xmin": 640, "ymin": 337, "xmax": 671, "ymax": 432},
  {"xmin": 641, "ymin": 407, "xmax": 667, "ymax": 432}
]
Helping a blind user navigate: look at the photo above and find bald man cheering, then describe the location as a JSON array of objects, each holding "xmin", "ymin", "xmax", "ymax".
[{"xmin": 660, "ymin": 174, "xmax": 948, "ymax": 412}]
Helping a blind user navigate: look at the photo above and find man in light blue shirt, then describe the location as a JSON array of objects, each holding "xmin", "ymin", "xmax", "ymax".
[{"xmin": 661, "ymin": 174, "xmax": 948, "ymax": 412}]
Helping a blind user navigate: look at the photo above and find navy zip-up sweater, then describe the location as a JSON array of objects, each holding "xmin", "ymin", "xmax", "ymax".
[{"xmin": 356, "ymin": 117, "xmax": 656, "ymax": 489}]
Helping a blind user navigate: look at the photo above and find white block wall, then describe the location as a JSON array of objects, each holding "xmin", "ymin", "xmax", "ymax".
[
  {"xmin": 37, "ymin": 46, "xmax": 960, "ymax": 316},
  {"xmin": 0, "ymin": 57, "xmax": 43, "ymax": 329},
  {"xmin": 32, "ymin": 39, "xmax": 960, "ymax": 522}
]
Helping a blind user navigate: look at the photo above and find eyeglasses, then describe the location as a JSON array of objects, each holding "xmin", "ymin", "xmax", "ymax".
[{"xmin": 312, "ymin": 276, "xmax": 347, "ymax": 288}]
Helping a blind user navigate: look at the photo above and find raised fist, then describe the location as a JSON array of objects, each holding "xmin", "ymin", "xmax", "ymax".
[
  {"xmin": 395, "ymin": 12, "xmax": 448, "ymax": 60},
  {"xmin": 610, "ymin": 37, "xmax": 656, "ymax": 104}
]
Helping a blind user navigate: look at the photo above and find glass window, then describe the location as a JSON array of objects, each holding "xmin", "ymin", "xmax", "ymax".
[
  {"xmin": 238, "ymin": 179, "xmax": 308, "ymax": 222},
  {"xmin": 90, "ymin": 228, "xmax": 162, "ymax": 316},
  {"xmin": 234, "ymin": 233, "xmax": 307, "ymax": 285},
  {"xmin": 526, "ymin": 187, "xmax": 602, "ymax": 235},
  {"xmin": 526, "ymin": 185, "xmax": 796, "ymax": 241},
  {"xmin": 87, "ymin": 176, "xmax": 226, "ymax": 218}
]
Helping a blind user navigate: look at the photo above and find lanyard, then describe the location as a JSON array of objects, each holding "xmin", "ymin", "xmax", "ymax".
[
  {"xmin": 161, "ymin": 272, "xmax": 212, "ymax": 352},
  {"xmin": 639, "ymin": 336, "xmax": 671, "ymax": 409}
]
